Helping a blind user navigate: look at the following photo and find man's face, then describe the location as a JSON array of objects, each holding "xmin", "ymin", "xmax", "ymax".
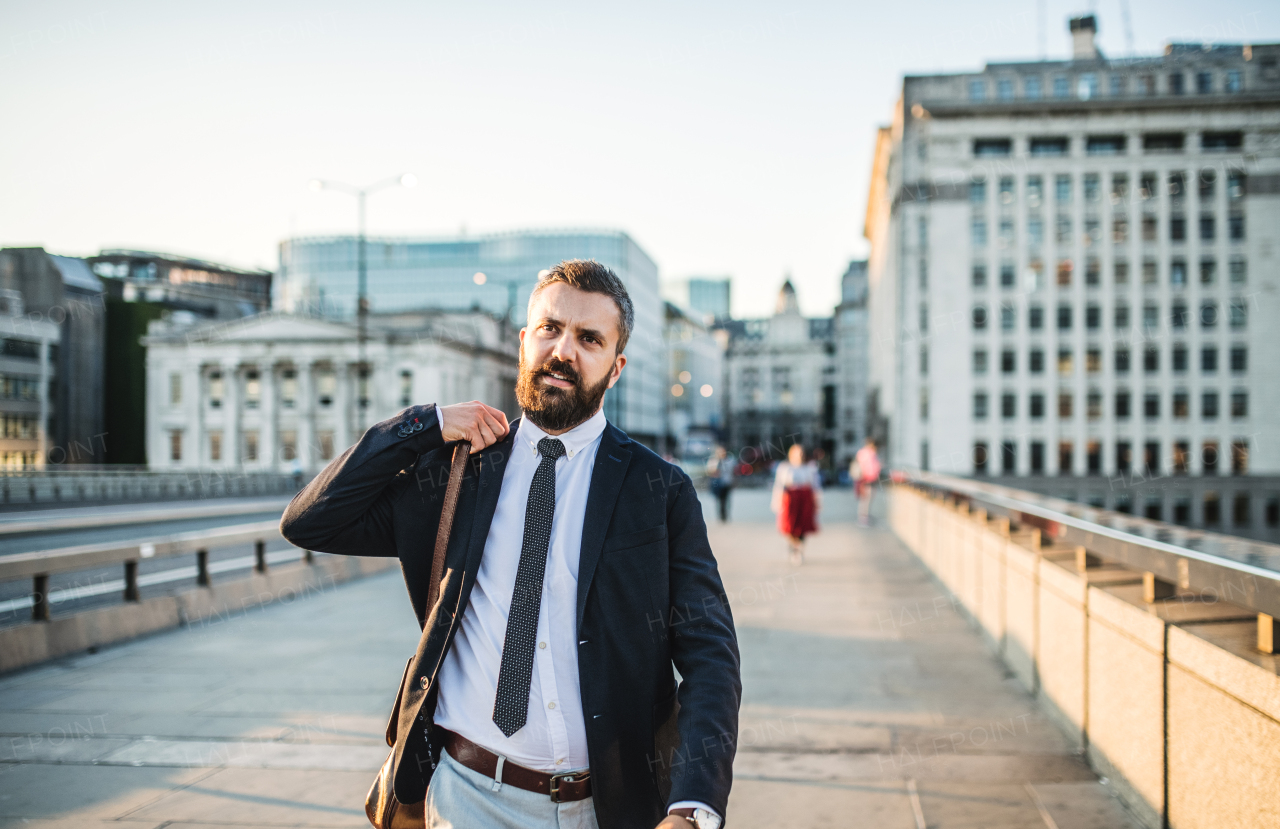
[{"xmin": 516, "ymin": 282, "xmax": 627, "ymax": 434}]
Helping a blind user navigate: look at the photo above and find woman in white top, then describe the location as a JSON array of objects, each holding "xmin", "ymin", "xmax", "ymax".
[{"xmin": 771, "ymin": 443, "xmax": 822, "ymax": 564}]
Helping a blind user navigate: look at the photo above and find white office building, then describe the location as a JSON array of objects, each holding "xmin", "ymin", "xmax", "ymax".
[
  {"xmin": 865, "ymin": 18, "xmax": 1280, "ymax": 535},
  {"xmin": 144, "ymin": 310, "xmax": 517, "ymax": 473}
]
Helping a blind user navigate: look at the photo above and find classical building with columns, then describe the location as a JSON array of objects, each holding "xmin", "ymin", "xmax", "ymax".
[{"xmin": 143, "ymin": 310, "xmax": 517, "ymax": 473}]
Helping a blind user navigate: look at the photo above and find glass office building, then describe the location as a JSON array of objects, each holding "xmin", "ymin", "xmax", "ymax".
[{"xmin": 276, "ymin": 230, "xmax": 664, "ymax": 444}]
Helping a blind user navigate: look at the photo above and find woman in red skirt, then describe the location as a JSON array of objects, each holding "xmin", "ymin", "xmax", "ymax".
[{"xmin": 771, "ymin": 443, "xmax": 822, "ymax": 564}]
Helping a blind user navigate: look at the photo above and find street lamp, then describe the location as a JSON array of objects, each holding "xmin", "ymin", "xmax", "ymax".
[
  {"xmin": 473, "ymin": 271, "xmax": 525, "ymax": 329},
  {"xmin": 308, "ymin": 173, "xmax": 416, "ymax": 422}
]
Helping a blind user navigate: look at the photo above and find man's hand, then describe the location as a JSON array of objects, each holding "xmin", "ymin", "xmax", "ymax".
[
  {"xmin": 438, "ymin": 401, "xmax": 510, "ymax": 452},
  {"xmin": 654, "ymin": 816, "xmax": 693, "ymax": 829}
]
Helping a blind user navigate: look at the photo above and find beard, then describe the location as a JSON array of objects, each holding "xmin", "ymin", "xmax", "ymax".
[{"xmin": 515, "ymin": 353, "xmax": 611, "ymax": 433}]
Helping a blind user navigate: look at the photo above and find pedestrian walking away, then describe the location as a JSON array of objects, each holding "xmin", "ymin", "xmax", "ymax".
[
  {"xmin": 281, "ymin": 260, "xmax": 741, "ymax": 829},
  {"xmin": 850, "ymin": 438, "xmax": 881, "ymax": 527},
  {"xmin": 706, "ymin": 445, "xmax": 735, "ymax": 523},
  {"xmin": 771, "ymin": 443, "xmax": 821, "ymax": 565}
]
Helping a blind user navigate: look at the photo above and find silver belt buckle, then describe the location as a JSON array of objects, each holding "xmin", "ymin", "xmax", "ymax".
[{"xmin": 548, "ymin": 770, "xmax": 587, "ymax": 803}]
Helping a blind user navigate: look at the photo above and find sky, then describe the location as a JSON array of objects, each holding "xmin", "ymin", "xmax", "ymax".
[{"xmin": 2, "ymin": 0, "xmax": 1276, "ymax": 318}]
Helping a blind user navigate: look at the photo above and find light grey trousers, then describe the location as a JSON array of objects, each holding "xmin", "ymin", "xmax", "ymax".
[{"xmin": 425, "ymin": 747, "xmax": 601, "ymax": 829}]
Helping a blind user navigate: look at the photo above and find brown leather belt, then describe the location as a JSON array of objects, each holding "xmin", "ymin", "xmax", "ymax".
[{"xmin": 440, "ymin": 729, "xmax": 592, "ymax": 802}]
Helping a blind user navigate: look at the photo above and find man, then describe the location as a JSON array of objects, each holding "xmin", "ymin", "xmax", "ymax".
[
  {"xmin": 705, "ymin": 447, "xmax": 734, "ymax": 524},
  {"xmin": 281, "ymin": 260, "xmax": 740, "ymax": 829}
]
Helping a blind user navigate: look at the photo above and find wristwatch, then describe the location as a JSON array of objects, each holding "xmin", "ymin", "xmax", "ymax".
[{"xmin": 670, "ymin": 807, "xmax": 722, "ymax": 829}]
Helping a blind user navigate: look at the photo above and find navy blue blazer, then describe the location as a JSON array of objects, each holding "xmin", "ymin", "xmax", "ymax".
[{"xmin": 280, "ymin": 404, "xmax": 741, "ymax": 828}]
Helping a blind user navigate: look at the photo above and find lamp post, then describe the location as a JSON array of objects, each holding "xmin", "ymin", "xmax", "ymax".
[
  {"xmin": 472, "ymin": 271, "xmax": 527, "ymax": 330},
  {"xmin": 309, "ymin": 173, "xmax": 416, "ymax": 425}
]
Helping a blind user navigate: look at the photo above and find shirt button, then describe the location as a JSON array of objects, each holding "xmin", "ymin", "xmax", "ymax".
[
  {"xmin": 547, "ymin": 701, "xmax": 556, "ymax": 710},
  {"xmin": 538, "ymin": 641, "xmax": 547, "ymax": 649}
]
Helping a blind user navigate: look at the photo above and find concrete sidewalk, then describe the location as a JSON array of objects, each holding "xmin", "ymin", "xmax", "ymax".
[{"xmin": 0, "ymin": 490, "xmax": 1139, "ymax": 828}]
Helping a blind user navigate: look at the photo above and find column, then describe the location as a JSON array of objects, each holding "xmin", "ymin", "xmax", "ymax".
[
  {"xmin": 259, "ymin": 362, "xmax": 277, "ymax": 471},
  {"xmin": 222, "ymin": 360, "xmax": 240, "ymax": 470},
  {"xmin": 297, "ymin": 357, "xmax": 315, "ymax": 473}
]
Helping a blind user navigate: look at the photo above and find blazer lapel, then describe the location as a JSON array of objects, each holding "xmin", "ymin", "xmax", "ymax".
[
  {"xmin": 462, "ymin": 420, "xmax": 520, "ymax": 580},
  {"xmin": 576, "ymin": 422, "xmax": 632, "ymax": 628}
]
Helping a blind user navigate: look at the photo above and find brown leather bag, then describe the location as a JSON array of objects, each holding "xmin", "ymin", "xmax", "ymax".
[{"xmin": 366, "ymin": 440, "xmax": 470, "ymax": 829}]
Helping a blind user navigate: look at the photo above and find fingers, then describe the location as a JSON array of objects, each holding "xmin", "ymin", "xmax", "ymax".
[{"xmin": 442, "ymin": 401, "xmax": 510, "ymax": 453}]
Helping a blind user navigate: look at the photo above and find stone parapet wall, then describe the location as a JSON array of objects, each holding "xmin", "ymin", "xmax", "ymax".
[{"xmin": 889, "ymin": 484, "xmax": 1280, "ymax": 829}]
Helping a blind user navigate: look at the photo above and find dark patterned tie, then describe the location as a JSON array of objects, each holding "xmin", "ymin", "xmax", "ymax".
[{"xmin": 492, "ymin": 437, "xmax": 566, "ymax": 737}]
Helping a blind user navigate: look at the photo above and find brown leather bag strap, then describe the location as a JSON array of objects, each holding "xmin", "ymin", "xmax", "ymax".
[{"xmin": 426, "ymin": 440, "xmax": 470, "ymax": 616}]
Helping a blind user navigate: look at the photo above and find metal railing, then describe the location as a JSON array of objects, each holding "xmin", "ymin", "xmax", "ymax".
[
  {"xmin": 0, "ymin": 520, "xmax": 300, "ymax": 622},
  {"xmin": 905, "ymin": 470, "xmax": 1280, "ymax": 622},
  {"xmin": 0, "ymin": 470, "xmax": 305, "ymax": 506}
]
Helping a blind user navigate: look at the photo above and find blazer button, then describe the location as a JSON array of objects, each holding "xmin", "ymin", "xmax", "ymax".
[{"xmin": 420, "ymin": 676, "xmax": 428, "ymax": 689}]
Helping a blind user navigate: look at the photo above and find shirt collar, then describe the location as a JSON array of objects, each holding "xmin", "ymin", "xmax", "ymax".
[{"xmin": 517, "ymin": 407, "xmax": 607, "ymax": 460}]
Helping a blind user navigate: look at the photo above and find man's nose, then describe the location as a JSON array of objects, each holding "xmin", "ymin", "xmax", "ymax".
[{"xmin": 550, "ymin": 330, "xmax": 577, "ymax": 363}]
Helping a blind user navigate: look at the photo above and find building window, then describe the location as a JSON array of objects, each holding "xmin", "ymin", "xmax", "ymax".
[
  {"xmin": 169, "ymin": 374, "xmax": 182, "ymax": 406},
  {"xmin": 1173, "ymin": 442, "xmax": 1189, "ymax": 474},
  {"xmin": 1078, "ymin": 73, "xmax": 1098, "ymax": 99},
  {"xmin": 1030, "ymin": 441, "xmax": 1045, "ymax": 473},
  {"xmin": 1055, "ymin": 174, "xmax": 1072, "ymax": 202},
  {"xmin": 973, "ymin": 392, "xmax": 989, "ymax": 420},
  {"xmin": 972, "ymin": 305, "xmax": 988, "ymax": 330},
  {"xmin": 1170, "ymin": 260, "xmax": 1187, "ymax": 288},
  {"xmin": 1169, "ymin": 73, "xmax": 1184, "ymax": 94},
  {"xmin": 1116, "ymin": 441, "xmax": 1132, "ymax": 473},
  {"xmin": 1115, "ymin": 348, "xmax": 1130, "ymax": 373},
  {"xmin": 1086, "ymin": 348, "xmax": 1101, "ymax": 373},
  {"xmin": 968, "ymin": 79, "xmax": 986, "ymax": 100},
  {"xmin": 1000, "ymin": 304, "xmax": 1015, "ymax": 331},
  {"xmin": 1141, "ymin": 216, "xmax": 1158, "ymax": 242},
  {"xmin": 1056, "ymin": 260, "xmax": 1072, "ymax": 286},
  {"xmin": 1170, "ymin": 215, "xmax": 1186, "ymax": 242},
  {"xmin": 208, "ymin": 371, "xmax": 224, "ymax": 408},
  {"xmin": 1200, "ymin": 302, "xmax": 1218, "ymax": 329},
  {"xmin": 970, "ymin": 180, "xmax": 987, "ymax": 203},
  {"xmin": 244, "ymin": 369, "xmax": 262, "ymax": 409},
  {"xmin": 1052, "ymin": 76, "xmax": 1070, "ymax": 98},
  {"xmin": 1030, "ymin": 393, "xmax": 1045, "ymax": 419},
  {"xmin": 1200, "ymin": 259, "xmax": 1217, "ymax": 285},
  {"xmin": 1228, "ymin": 258, "xmax": 1246, "ymax": 284},
  {"xmin": 1028, "ymin": 216, "xmax": 1044, "ymax": 246},
  {"xmin": 1171, "ymin": 300, "xmax": 1187, "ymax": 329},
  {"xmin": 1086, "ymin": 259, "xmax": 1100, "ymax": 286},
  {"xmin": 1137, "ymin": 74, "xmax": 1156, "ymax": 96},
  {"xmin": 1145, "ymin": 442, "xmax": 1160, "ymax": 474},
  {"xmin": 1030, "ymin": 137, "xmax": 1069, "ymax": 158},
  {"xmin": 1233, "ymin": 494, "xmax": 1251, "ymax": 526},
  {"xmin": 169, "ymin": 430, "xmax": 182, "ymax": 462},
  {"xmin": 1228, "ymin": 172, "xmax": 1246, "ymax": 201},
  {"xmin": 971, "ymin": 218, "xmax": 988, "ymax": 247},
  {"xmin": 1143, "ymin": 346, "xmax": 1159, "ymax": 374},
  {"xmin": 1202, "ymin": 391, "xmax": 1219, "ymax": 420},
  {"xmin": 1058, "ymin": 441, "xmax": 1074, "ymax": 475},
  {"xmin": 279, "ymin": 430, "xmax": 297, "ymax": 462},
  {"xmin": 1109, "ymin": 74, "xmax": 1126, "ymax": 96},
  {"xmin": 919, "ymin": 346, "xmax": 929, "ymax": 376},
  {"xmin": 1027, "ymin": 175, "xmax": 1044, "ymax": 204},
  {"xmin": 973, "ymin": 349, "xmax": 988, "ymax": 374},
  {"xmin": 358, "ymin": 368, "xmax": 370, "ymax": 409},
  {"xmin": 1029, "ymin": 349, "xmax": 1044, "ymax": 374},
  {"xmin": 1001, "ymin": 441, "xmax": 1017, "ymax": 473},
  {"xmin": 1142, "ymin": 302, "xmax": 1158, "ymax": 330},
  {"xmin": 1087, "ymin": 391, "xmax": 1102, "ymax": 420},
  {"xmin": 1001, "ymin": 393, "xmax": 1016, "ymax": 419},
  {"xmin": 974, "ymin": 442, "xmax": 989, "ymax": 475},
  {"xmin": 1231, "ymin": 392, "xmax": 1248, "ymax": 419},
  {"xmin": 1202, "ymin": 131, "xmax": 1243, "ymax": 151},
  {"xmin": 1025, "ymin": 76, "xmax": 1043, "ymax": 98},
  {"xmin": 1085, "ymin": 304, "xmax": 1100, "ymax": 330},
  {"xmin": 317, "ymin": 371, "xmax": 336, "ymax": 406},
  {"xmin": 972, "ymin": 264, "xmax": 987, "ymax": 287},
  {"xmin": 1230, "ymin": 346, "xmax": 1247, "ymax": 373},
  {"xmin": 1000, "ymin": 349, "xmax": 1016, "ymax": 373},
  {"xmin": 1058, "ymin": 349, "xmax": 1073, "ymax": 376},
  {"xmin": 1199, "ymin": 215, "xmax": 1215, "ymax": 241},
  {"xmin": 920, "ymin": 303, "xmax": 929, "ymax": 332},
  {"xmin": 1200, "ymin": 168, "xmax": 1216, "ymax": 198},
  {"xmin": 1229, "ymin": 299, "xmax": 1247, "ymax": 329},
  {"xmin": 1225, "ymin": 70, "xmax": 1242, "ymax": 92},
  {"xmin": 1115, "ymin": 391, "xmax": 1131, "ymax": 419},
  {"xmin": 280, "ymin": 368, "xmax": 297, "ymax": 408},
  {"xmin": 318, "ymin": 430, "xmax": 335, "ymax": 461},
  {"xmin": 1228, "ymin": 214, "xmax": 1245, "ymax": 240},
  {"xmin": 1204, "ymin": 492, "xmax": 1221, "ymax": 525},
  {"xmin": 400, "ymin": 369, "xmax": 413, "ymax": 407},
  {"xmin": 243, "ymin": 431, "xmax": 259, "ymax": 462},
  {"xmin": 1195, "ymin": 71, "xmax": 1213, "ymax": 94},
  {"xmin": 1232, "ymin": 441, "xmax": 1249, "ymax": 475},
  {"xmin": 1056, "ymin": 304, "xmax": 1072, "ymax": 331},
  {"xmin": 1058, "ymin": 392, "xmax": 1073, "ymax": 419},
  {"xmin": 1172, "ymin": 345, "xmax": 1187, "ymax": 372},
  {"xmin": 1203, "ymin": 441, "xmax": 1219, "ymax": 474},
  {"xmin": 999, "ymin": 218, "xmax": 1014, "ymax": 246},
  {"xmin": 1086, "ymin": 135, "xmax": 1125, "ymax": 155},
  {"xmin": 1173, "ymin": 391, "xmax": 1189, "ymax": 418},
  {"xmin": 1144, "ymin": 393, "xmax": 1160, "ymax": 419},
  {"xmin": 997, "ymin": 78, "xmax": 1014, "ymax": 100},
  {"xmin": 999, "ymin": 176, "xmax": 1014, "ymax": 204},
  {"xmin": 1202, "ymin": 346, "xmax": 1218, "ymax": 373},
  {"xmin": 974, "ymin": 138, "xmax": 1012, "ymax": 157},
  {"xmin": 1114, "ymin": 304, "xmax": 1130, "ymax": 330},
  {"xmin": 209, "ymin": 431, "xmax": 222, "ymax": 462}
]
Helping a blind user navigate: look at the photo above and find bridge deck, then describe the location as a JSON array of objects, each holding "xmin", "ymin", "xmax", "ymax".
[{"xmin": 0, "ymin": 491, "xmax": 1140, "ymax": 828}]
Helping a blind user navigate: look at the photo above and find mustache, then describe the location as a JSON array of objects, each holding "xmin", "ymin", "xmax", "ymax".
[{"xmin": 533, "ymin": 358, "xmax": 581, "ymax": 386}]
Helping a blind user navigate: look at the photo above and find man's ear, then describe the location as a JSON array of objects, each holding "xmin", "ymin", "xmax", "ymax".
[{"xmin": 605, "ymin": 353, "xmax": 627, "ymax": 390}]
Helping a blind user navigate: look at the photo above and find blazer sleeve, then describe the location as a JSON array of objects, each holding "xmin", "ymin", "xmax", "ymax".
[
  {"xmin": 664, "ymin": 469, "xmax": 742, "ymax": 816},
  {"xmin": 279, "ymin": 404, "xmax": 446, "ymax": 557}
]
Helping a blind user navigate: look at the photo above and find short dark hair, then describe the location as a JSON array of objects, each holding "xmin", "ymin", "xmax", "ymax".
[{"xmin": 528, "ymin": 259, "xmax": 635, "ymax": 353}]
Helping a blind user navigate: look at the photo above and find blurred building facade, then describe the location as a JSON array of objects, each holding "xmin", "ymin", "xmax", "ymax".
[
  {"xmin": 662, "ymin": 301, "xmax": 725, "ymax": 459},
  {"xmin": 663, "ymin": 277, "xmax": 732, "ymax": 321},
  {"xmin": 0, "ymin": 248, "xmax": 106, "ymax": 467},
  {"xmin": 276, "ymin": 230, "xmax": 663, "ymax": 446},
  {"xmin": 143, "ymin": 310, "xmax": 517, "ymax": 474},
  {"xmin": 864, "ymin": 17, "xmax": 1280, "ymax": 534}
]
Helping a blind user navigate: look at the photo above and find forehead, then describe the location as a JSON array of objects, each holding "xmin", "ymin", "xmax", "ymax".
[{"xmin": 528, "ymin": 283, "xmax": 621, "ymax": 336}]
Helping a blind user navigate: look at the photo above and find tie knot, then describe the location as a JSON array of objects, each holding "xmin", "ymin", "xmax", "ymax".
[{"xmin": 537, "ymin": 437, "xmax": 566, "ymax": 461}]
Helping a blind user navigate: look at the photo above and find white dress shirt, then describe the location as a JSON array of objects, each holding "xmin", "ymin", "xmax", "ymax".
[{"xmin": 433, "ymin": 408, "xmax": 607, "ymax": 772}]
